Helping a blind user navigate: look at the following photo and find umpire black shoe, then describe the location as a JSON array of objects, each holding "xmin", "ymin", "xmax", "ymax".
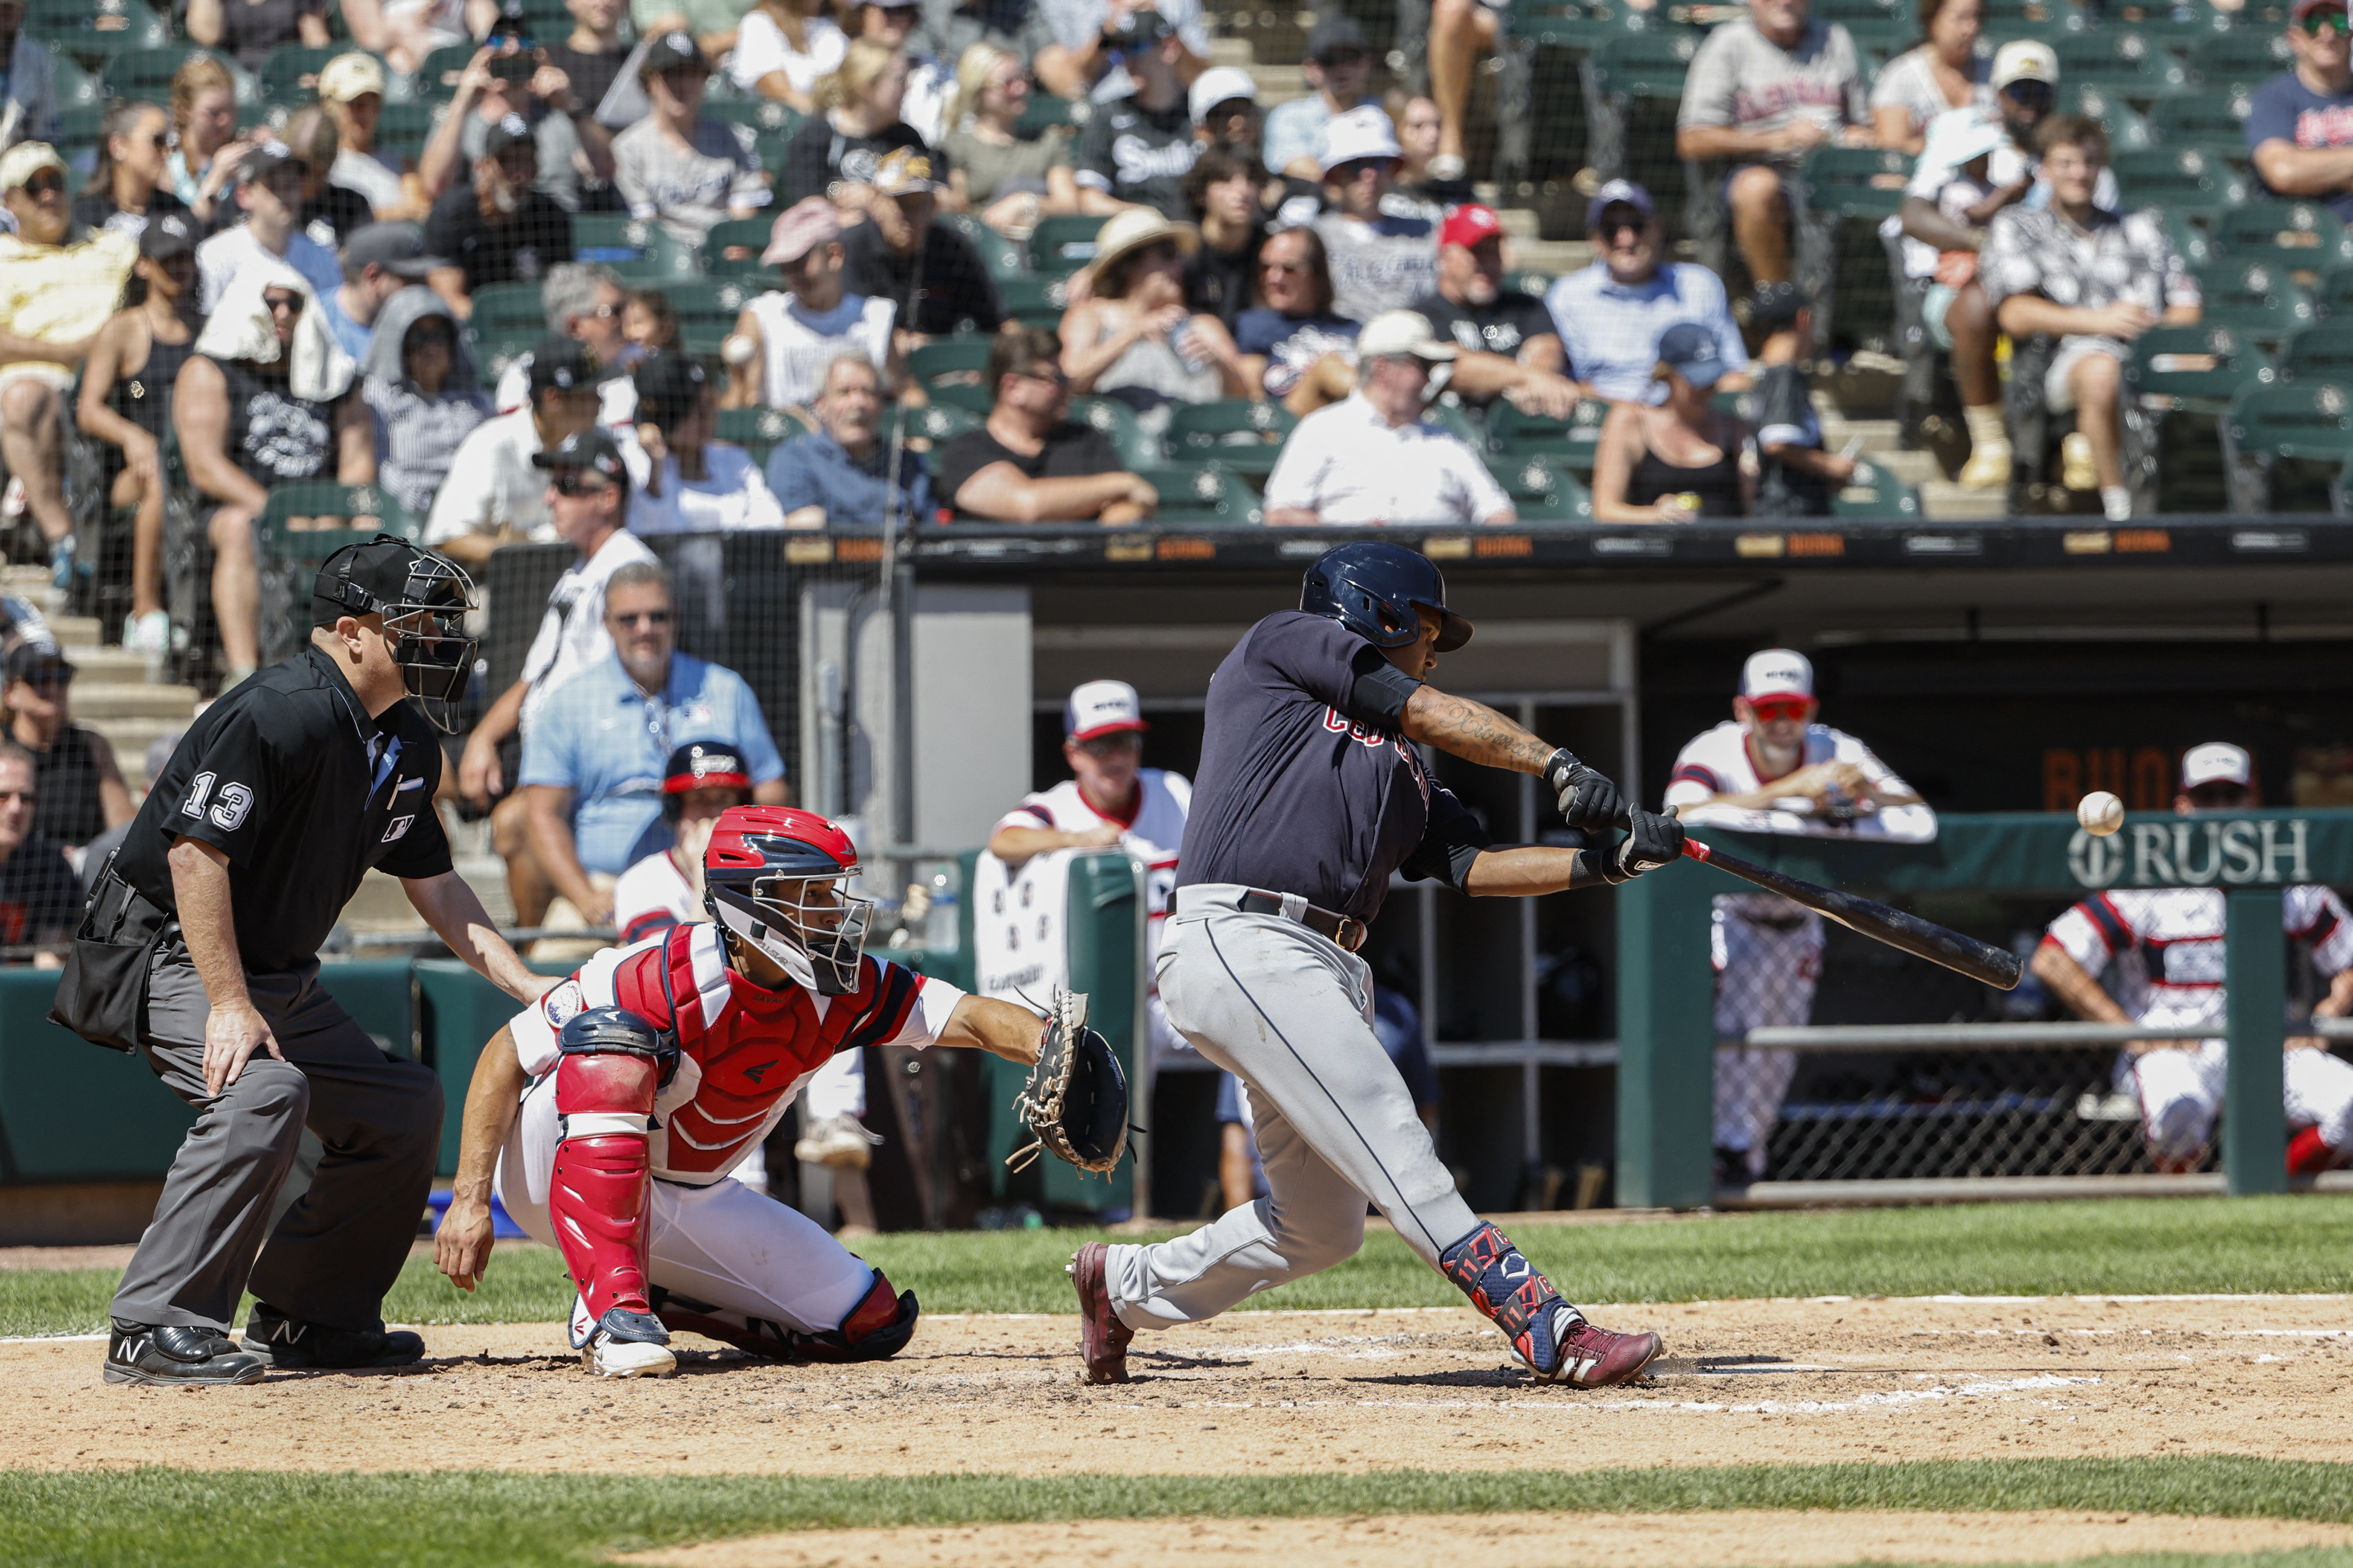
[
  {"xmin": 103, "ymin": 1319, "xmax": 268, "ymax": 1386},
  {"xmin": 241, "ymin": 1304, "xmax": 426, "ymax": 1370}
]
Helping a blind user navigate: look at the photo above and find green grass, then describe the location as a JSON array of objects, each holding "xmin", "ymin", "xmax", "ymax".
[
  {"xmin": 4, "ymin": 1459, "xmax": 2353, "ymax": 1568},
  {"xmin": 11, "ymin": 1195, "xmax": 2353, "ymax": 1340}
]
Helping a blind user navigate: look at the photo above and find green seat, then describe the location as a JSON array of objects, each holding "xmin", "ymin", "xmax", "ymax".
[
  {"xmin": 1163, "ymin": 399, "xmax": 1295, "ymax": 475},
  {"xmin": 892, "ymin": 401, "xmax": 980, "ymax": 469},
  {"xmin": 939, "ymin": 212, "xmax": 1030, "ymax": 282},
  {"xmin": 1131, "ymin": 464, "xmax": 1262, "ymax": 524},
  {"xmin": 2110, "ymin": 147, "xmax": 2250, "ymax": 222},
  {"xmin": 1067, "ymin": 396, "xmax": 1160, "ymax": 469},
  {"xmin": 2064, "ymin": 84, "xmax": 2156, "ymax": 153},
  {"xmin": 52, "ymin": 57, "xmax": 104, "ymax": 115},
  {"xmin": 258, "ymin": 44, "xmax": 350, "ymax": 104},
  {"xmin": 2279, "ymin": 324, "xmax": 2353, "ymax": 384},
  {"xmin": 717, "ymin": 405, "xmax": 814, "ymax": 449},
  {"xmin": 473, "ymin": 333, "xmax": 540, "ymax": 389},
  {"xmin": 374, "ymin": 99, "xmax": 439, "ymax": 164},
  {"xmin": 927, "ymin": 381, "xmax": 994, "ymax": 414},
  {"xmin": 2225, "ymin": 380, "xmax": 2353, "ymax": 460},
  {"xmin": 572, "ymin": 215, "xmax": 701, "ymax": 281},
  {"xmin": 664, "ymin": 277, "xmax": 763, "ymax": 356},
  {"xmin": 1028, "ymin": 214, "xmax": 1105, "ymax": 275},
  {"xmin": 1014, "ymin": 93, "xmax": 1078, "ymax": 137},
  {"xmin": 2053, "ymin": 30, "xmax": 2189, "ymax": 99},
  {"xmin": 258, "ymin": 485, "xmax": 422, "ymax": 555},
  {"xmin": 701, "ymin": 215, "xmax": 777, "ymax": 280},
  {"xmin": 2215, "ymin": 200, "xmax": 2353, "ymax": 269},
  {"xmin": 1484, "ymin": 454, "xmax": 1593, "ymax": 522},
  {"xmin": 27, "ymin": 0, "xmax": 171, "ymax": 68},
  {"xmin": 1486, "ymin": 397, "xmax": 1609, "ymax": 471},
  {"xmin": 2152, "ymin": 88, "xmax": 2257, "ymax": 156},
  {"xmin": 106, "ymin": 47, "xmax": 251, "ymax": 105},
  {"xmin": 468, "ymin": 281, "xmax": 550, "ymax": 342},
  {"xmin": 1506, "ymin": 269, "xmax": 1552, "ymax": 298},
  {"xmin": 1422, "ymin": 398, "xmax": 1485, "ymax": 448},
  {"xmin": 1827, "ymin": 460, "xmax": 1922, "ymax": 519},
  {"xmin": 1587, "ymin": 27, "xmax": 1705, "ymax": 102},
  {"xmin": 700, "ymin": 98, "xmax": 805, "ymax": 138},
  {"xmin": 909, "ymin": 338, "xmax": 996, "ymax": 389},
  {"xmin": 2127, "ymin": 323, "xmax": 2275, "ymax": 408},
  {"xmin": 996, "ymin": 275, "xmax": 1068, "ymax": 328},
  {"xmin": 2197, "ymin": 28, "xmax": 2294, "ymax": 89},
  {"xmin": 1801, "ymin": 144, "xmax": 1913, "ymax": 224},
  {"xmin": 413, "ymin": 44, "xmax": 478, "ymax": 101},
  {"xmin": 2197, "ymin": 260, "xmax": 2316, "ymax": 345},
  {"xmin": 2316, "ymin": 266, "xmax": 2353, "ymax": 322}
]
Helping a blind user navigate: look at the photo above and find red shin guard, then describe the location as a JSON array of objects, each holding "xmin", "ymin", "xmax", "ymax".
[
  {"xmin": 552, "ymin": 1052, "xmax": 660, "ymax": 1318},
  {"xmin": 2288, "ymin": 1125, "xmax": 2343, "ymax": 1177}
]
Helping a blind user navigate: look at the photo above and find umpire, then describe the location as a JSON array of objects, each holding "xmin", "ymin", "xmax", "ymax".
[{"xmin": 66, "ymin": 538, "xmax": 552, "ymax": 1386}]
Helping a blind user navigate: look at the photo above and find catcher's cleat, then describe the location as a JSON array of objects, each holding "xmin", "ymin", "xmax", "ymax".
[
  {"xmin": 578, "ymin": 1304, "xmax": 676, "ymax": 1379},
  {"xmin": 103, "ymin": 1320, "xmax": 267, "ymax": 1386},
  {"xmin": 795, "ymin": 1113, "xmax": 882, "ymax": 1170},
  {"xmin": 1067, "ymin": 1241, "xmax": 1132, "ymax": 1385},
  {"xmin": 241, "ymin": 1304, "xmax": 425, "ymax": 1370},
  {"xmin": 1539, "ymin": 1311, "xmax": 1664, "ymax": 1388}
]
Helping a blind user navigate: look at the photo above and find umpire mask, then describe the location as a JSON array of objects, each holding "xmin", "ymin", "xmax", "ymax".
[{"xmin": 313, "ymin": 535, "xmax": 481, "ymax": 733}]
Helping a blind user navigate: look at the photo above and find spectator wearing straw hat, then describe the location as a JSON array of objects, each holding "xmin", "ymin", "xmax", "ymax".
[
  {"xmin": 1263, "ymin": 309, "xmax": 1513, "ymax": 528},
  {"xmin": 719, "ymin": 197, "xmax": 897, "ymax": 413},
  {"xmin": 1059, "ymin": 206, "xmax": 1251, "ymax": 415},
  {"xmin": 1310, "ymin": 107, "xmax": 1437, "ymax": 324}
]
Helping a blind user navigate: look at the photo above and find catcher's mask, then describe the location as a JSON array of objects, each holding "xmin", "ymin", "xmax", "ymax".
[
  {"xmin": 660, "ymin": 740, "xmax": 752, "ymax": 825},
  {"xmin": 703, "ymin": 805, "xmax": 872, "ymax": 995},
  {"xmin": 311, "ymin": 534, "xmax": 479, "ymax": 733},
  {"xmin": 1299, "ymin": 541, "xmax": 1472, "ymax": 654}
]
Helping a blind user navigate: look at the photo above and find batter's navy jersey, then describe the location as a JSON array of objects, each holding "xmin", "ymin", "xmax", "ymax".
[
  {"xmin": 114, "ymin": 644, "xmax": 455, "ymax": 972},
  {"xmin": 1177, "ymin": 611, "xmax": 1489, "ymax": 922}
]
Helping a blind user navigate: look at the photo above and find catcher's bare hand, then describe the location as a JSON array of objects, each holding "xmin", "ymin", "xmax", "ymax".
[{"xmin": 435, "ymin": 1196, "xmax": 497, "ymax": 1292}]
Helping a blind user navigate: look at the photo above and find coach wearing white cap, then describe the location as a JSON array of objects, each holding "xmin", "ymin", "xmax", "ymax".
[
  {"xmin": 1264, "ymin": 310, "xmax": 1513, "ymax": 527},
  {"xmin": 987, "ymin": 680, "xmax": 1192, "ymax": 1059},
  {"xmin": 1663, "ymin": 649, "xmax": 1927, "ymax": 1188}
]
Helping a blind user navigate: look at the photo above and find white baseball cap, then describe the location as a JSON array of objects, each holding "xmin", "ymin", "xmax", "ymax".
[
  {"xmin": 1918, "ymin": 107, "xmax": 2006, "ymax": 173},
  {"xmin": 1992, "ymin": 40, "xmax": 2058, "ymax": 90},
  {"xmin": 1188, "ymin": 65, "xmax": 1259, "ymax": 126},
  {"xmin": 2181, "ymin": 741, "xmax": 2253, "ymax": 790},
  {"xmin": 1319, "ymin": 105, "xmax": 1403, "ymax": 176},
  {"xmin": 1355, "ymin": 308, "xmax": 1457, "ymax": 361},
  {"xmin": 1740, "ymin": 648, "xmax": 1814, "ymax": 700},
  {"xmin": 1065, "ymin": 679, "xmax": 1149, "ymax": 741}
]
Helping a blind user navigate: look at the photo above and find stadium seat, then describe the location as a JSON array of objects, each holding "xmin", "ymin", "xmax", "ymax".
[
  {"xmin": 1014, "ymin": 93, "xmax": 1079, "ymax": 138},
  {"xmin": 2197, "ymin": 27, "xmax": 2294, "ymax": 89},
  {"xmin": 2195, "ymin": 260, "xmax": 2316, "ymax": 347},
  {"xmin": 1801, "ymin": 145, "xmax": 1912, "ymax": 225},
  {"xmin": 1130, "ymin": 464, "xmax": 1262, "ymax": 524},
  {"xmin": 572, "ymin": 215, "xmax": 701, "ymax": 281},
  {"xmin": 2215, "ymin": 200, "xmax": 2353, "ymax": 269},
  {"xmin": 2315, "ymin": 266, "xmax": 2353, "ymax": 322},
  {"xmin": 909, "ymin": 338, "xmax": 996, "ymax": 389},
  {"xmin": 374, "ymin": 99, "xmax": 440, "ymax": 164},
  {"xmin": 2066, "ymin": 85, "xmax": 2156, "ymax": 153},
  {"xmin": 888, "ymin": 401, "xmax": 980, "ymax": 450},
  {"xmin": 2221, "ymin": 380, "xmax": 2353, "ymax": 512},
  {"xmin": 1029, "ymin": 214, "xmax": 1103, "ymax": 275},
  {"xmin": 2151, "ymin": 88, "xmax": 2256, "ymax": 157},
  {"xmin": 1827, "ymin": 461, "xmax": 1923, "ymax": 519},
  {"xmin": 413, "ymin": 43, "xmax": 477, "ymax": 99},
  {"xmin": 28, "ymin": 0, "xmax": 172, "ymax": 68},
  {"xmin": 473, "ymin": 334, "xmax": 539, "ymax": 390},
  {"xmin": 2126, "ymin": 323, "xmax": 2275, "ymax": 411},
  {"xmin": 53, "ymin": 57, "xmax": 104, "ymax": 116},
  {"xmin": 467, "ymin": 282, "xmax": 549, "ymax": 343},
  {"xmin": 2110, "ymin": 148, "xmax": 2250, "ymax": 224},
  {"xmin": 2052, "ymin": 31, "xmax": 2190, "ymax": 100},
  {"xmin": 701, "ymin": 215, "xmax": 777, "ymax": 280},
  {"xmin": 2279, "ymin": 324, "xmax": 2353, "ymax": 383},
  {"xmin": 927, "ymin": 382, "xmax": 994, "ymax": 414},
  {"xmin": 717, "ymin": 405, "xmax": 814, "ymax": 453},
  {"xmin": 701, "ymin": 99, "xmax": 805, "ymax": 137},
  {"xmin": 1067, "ymin": 396, "xmax": 1161, "ymax": 469},
  {"xmin": 665, "ymin": 278, "xmax": 763, "ymax": 356},
  {"xmin": 1422, "ymin": 398, "xmax": 1485, "ymax": 447},
  {"xmin": 1164, "ymin": 399, "xmax": 1296, "ymax": 476},
  {"xmin": 1486, "ymin": 398, "xmax": 1609, "ymax": 472},
  {"xmin": 995, "ymin": 275, "xmax": 1068, "ymax": 328},
  {"xmin": 107, "ymin": 47, "xmax": 257, "ymax": 106},
  {"xmin": 939, "ymin": 212, "xmax": 1030, "ymax": 282},
  {"xmin": 258, "ymin": 44, "xmax": 348, "ymax": 105},
  {"xmin": 258, "ymin": 483, "xmax": 424, "ymax": 554},
  {"xmin": 1583, "ymin": 29, "xmax": 1705, "ymax": 235},
  {"xmin": 1483, "ymin": 453, "xmax": 1593, "ymax": 521}
]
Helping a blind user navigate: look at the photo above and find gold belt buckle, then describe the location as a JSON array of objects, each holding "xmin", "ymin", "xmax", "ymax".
[{"xmin": 1334, "ymin": 916, "xmax": 1367, "ymax": 952}]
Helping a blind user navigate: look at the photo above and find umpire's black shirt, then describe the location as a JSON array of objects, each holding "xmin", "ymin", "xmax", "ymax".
[
  {"xmin": 1177, "ymin": 612, "xmax": 1490, "ymax": 923},
  {"xmin": 114, "ymin": 644, "xmax": 455, "ymax": 973}
]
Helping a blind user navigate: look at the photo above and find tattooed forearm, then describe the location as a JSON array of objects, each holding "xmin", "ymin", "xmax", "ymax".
[{"xmin": 1400, "ymin": 685, "xmax": 1558, "ymax": 773}]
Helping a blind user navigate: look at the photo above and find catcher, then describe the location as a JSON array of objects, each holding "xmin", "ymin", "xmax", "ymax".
[{"xmin": 434, "ymin": 805, "xmax": 1118, "ymax": 1377}]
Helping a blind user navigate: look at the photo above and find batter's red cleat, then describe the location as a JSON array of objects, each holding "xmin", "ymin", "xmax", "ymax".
[
  {"xmin": 1067, "ymin": 1241, "xmax": 1133, "ymax": 1384},
  {"xmin": 1543, "ymin": 1312, "xmax": 1664, "ymax": 1388}
]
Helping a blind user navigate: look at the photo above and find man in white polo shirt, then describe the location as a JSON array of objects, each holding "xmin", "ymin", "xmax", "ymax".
[{"xmin": 1263, "ymin": 309, "xmax": 1514, "ymax": 527}]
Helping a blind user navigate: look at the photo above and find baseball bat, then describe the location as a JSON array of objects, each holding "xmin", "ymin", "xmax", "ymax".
[{"xmin": 1679, "ymin": 837, "xmax": 2024, "ymax": 991}]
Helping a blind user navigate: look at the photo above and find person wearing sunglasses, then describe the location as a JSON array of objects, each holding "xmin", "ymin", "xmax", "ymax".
[
  {"xmin": 73, "ymin": 101, "xmax": 192, "ymax": 245},
  {"xmin": 0, "ymin": 142, "xmax": 140, "ymax": 600},
  {"xmin": 1309, "ymin": 106, "xmax": 1437, "ymax": 325},
  {"xmin": 2249, "ymin": 0, "xmax": 2353, "ymax": 222},
  {"xmin": 1232, "ymin": 223, "xmax": 1362, "ymax": 414},
  {"xmin": 1058, "ymin": 206, "xmax": 1250, "ymax": 413},
  {"xmin": 427, "ymin": 335, "xmax": 606, "ymax": 569},
  {"xmin": 519, "ymin": 553, "xmax": 786, "ymax": 939},
  {"xmin": 1542, "ymin": 179, "xmax": 1750, "ymax": 407},
  {"xmin": 1662, "ymin": 648, "xmax": 1930, "ymax": 1191},
  {"xmin": 1261, "ymin": 14, "xmax": 1375, "ymax": 185},
  {"xmin": 5, "ymin": 639, "xmax": 130, "ymax": 856}
]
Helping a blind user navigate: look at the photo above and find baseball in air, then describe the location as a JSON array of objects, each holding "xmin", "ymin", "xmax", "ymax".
[
  {"xmin": 2078, "ymin": 791, "xmax": 2125, "ymax": 837},
  {"xmin": 720, "ymin": 333, "xmax": 756, "ymax": 367}
]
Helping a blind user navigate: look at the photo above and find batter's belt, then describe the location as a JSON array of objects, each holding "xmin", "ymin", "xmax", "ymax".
[{"xmin": 1176, "ymin": 883, "xmax": 1368, "ymax": 952}]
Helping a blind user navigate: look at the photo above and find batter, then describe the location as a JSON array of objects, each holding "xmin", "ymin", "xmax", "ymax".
[{"xmin": 1068, "ymin": 542, "xmax": 1681, "ymax": 1389}]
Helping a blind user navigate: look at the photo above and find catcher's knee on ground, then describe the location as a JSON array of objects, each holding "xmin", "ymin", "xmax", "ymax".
[{"xmin": 550, "ymin": 1008, "xmax": 676, "ymax": 1323}]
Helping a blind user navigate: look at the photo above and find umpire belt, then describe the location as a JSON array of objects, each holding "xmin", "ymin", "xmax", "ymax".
[{"xmin": 1177, "ymin": 883, "xmax": 1368, "ymax": 953}]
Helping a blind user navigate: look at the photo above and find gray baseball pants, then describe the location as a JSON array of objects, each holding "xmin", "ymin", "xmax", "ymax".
[
  {"xmin": 1102, "ymin": 884, "xmax": 1481, "ymax": 1331},
  {"xmin": 109, "ymin": 945, "xmax": 444, "ymax": 1334}
]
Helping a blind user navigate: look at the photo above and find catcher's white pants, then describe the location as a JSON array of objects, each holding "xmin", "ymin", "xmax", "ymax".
[
  {"xmin": 1712, "ymin": 898, "xmax": 1824, "ymax": 1178},
  {"xmin": 495, "ymin": 1073, "xmax": 874, "ymax": 1332},
  {"xmin": 2129, "ymin": 1041, "xmax": 2353, "ymax": 1170},
  {"xmin": 1102, "ymin": 887, "xmax": 1481, "ymax": 1332}
]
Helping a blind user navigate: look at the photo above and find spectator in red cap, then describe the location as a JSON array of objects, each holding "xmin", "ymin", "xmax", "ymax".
[
  {"xmin": 1409, "ymin": 203, "xmax": 1578, "ymax": 419},
  {"xmin": 719, "ymin": 196, "xmax": 898, "ymax": 414}
]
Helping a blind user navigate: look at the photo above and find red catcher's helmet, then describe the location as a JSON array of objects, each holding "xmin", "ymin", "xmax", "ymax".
[
  {"xmin": 703, "ymin": 806, "xmax": 871, "ymax": 994},
  {"xmin": 660, "ymin": 741, "xmax": 753, "ymax": 824}
]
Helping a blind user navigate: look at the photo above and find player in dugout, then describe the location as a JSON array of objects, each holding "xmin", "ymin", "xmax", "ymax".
[
  {"xmin": 2035, "ymin": 743, "xmax": 2353, "ymax": 1176},
  {"xmin": 435, "ymin": 806, "xmax": 1051, "ymax": 1378}
]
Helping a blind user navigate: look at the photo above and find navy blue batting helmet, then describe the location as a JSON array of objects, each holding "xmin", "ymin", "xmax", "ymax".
[{"xmin": 1299, "ymin": 542, "xmax": 1473, "ymax": 653}]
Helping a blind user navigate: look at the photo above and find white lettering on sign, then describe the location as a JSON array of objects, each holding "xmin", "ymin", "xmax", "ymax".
[{"xmin": 2070, "ymin": 819, "xmax": 2312, "ymax": 888}]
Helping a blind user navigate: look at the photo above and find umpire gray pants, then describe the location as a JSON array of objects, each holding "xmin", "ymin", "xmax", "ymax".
[
  {"xmin": 109, "ymin": 945, "xmax": 444, "ymax": 1334},
  {"xmin": 1103, "ymin": 885, "xmax": 1480, "ymax": 1331}
]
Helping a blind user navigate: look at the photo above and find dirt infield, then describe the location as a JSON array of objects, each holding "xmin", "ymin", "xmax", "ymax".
[
  {"xmin": 621, "ymin": 1511, "xmax": 2353, "ymax": 1568},
  {"xmin": 10, "ymin": 1294, "xmax": 2353, "ymax": 1476}
]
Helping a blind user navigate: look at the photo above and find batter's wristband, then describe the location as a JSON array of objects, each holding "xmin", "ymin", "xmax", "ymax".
[{"xmin": 1542, "ymin": 747, "xmax": 1581, "ymax": 792}]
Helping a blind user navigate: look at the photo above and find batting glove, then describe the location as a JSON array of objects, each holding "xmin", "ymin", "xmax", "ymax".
[
  {"xmin": 1602, "ymin": 807, "xmax": 1686, "ymax": 885},
  {"xmin": 1543, "ymin": 748, "xmax": 1627, "ymax": 836}
]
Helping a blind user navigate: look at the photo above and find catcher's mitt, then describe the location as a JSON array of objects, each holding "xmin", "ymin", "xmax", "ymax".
[{"xmin": 1008, "ymin": 990, "xmax": 1129, "ymax": 1175}]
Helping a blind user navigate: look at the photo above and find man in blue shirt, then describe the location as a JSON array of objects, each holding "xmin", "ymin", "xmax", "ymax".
[
  {"xmin": 2249, "ymin": 0, "xmax": 2353, "ymax": 222},
  {"xmin": 519, "ymin": 560, "xmax": 788, "ymax": 931},
  {"xmin": 1543, "ymin": 181, "xmax": 1750, "ymax": 405},
  {"xmin": 766, "ymin": 354, "xmax": 933, "ymax": 526}
]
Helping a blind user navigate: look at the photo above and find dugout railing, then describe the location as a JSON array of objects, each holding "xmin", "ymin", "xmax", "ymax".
[{"xmin": 1618, "ymin": 808, "xmax": 2353, "ymax": 1209}]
